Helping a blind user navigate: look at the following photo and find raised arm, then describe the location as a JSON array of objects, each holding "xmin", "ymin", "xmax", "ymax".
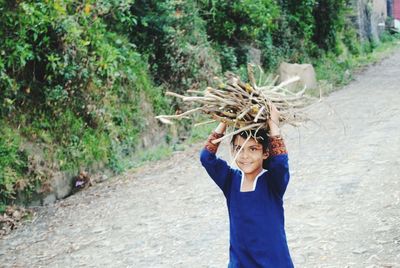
[
  {"xmin": 204, "ymin": 122, "xmax": 226, "ymax": 153},
  {"xmin": 200, "ymin": 123, "xmax": 233, "ymax": 196},
  {"xmin": 266, "ymin": 104, "xmax": 290, "ymax": 198}
]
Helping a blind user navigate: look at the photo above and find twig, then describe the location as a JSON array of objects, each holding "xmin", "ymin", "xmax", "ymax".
[{"xmin": 211, "ymin": 123, "xmax": 263, "ymax": 144}]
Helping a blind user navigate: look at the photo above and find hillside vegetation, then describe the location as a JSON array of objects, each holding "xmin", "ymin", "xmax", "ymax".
[{"xmin": 0, "ymin": 0, "xmax": 397, "ymax": 209}]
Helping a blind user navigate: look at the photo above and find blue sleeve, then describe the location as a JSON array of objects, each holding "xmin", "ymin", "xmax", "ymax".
[
  {"xmin": 266, "ymin": 154, "xmax": 290, "ymax": 198},
  {"xmin": 200, "ymin": 148, "xmax": 233, "ymax": 197}
]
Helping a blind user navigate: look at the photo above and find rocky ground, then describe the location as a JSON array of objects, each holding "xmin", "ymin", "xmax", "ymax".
[{"xmin": 1, "ymin": 49, "xmax": 400, "ymax": 268}]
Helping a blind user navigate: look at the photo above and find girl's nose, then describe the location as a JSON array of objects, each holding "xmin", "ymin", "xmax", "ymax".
[{"xmin": 240, "ymin": 149, "xmax": 249, "ymax": 159}]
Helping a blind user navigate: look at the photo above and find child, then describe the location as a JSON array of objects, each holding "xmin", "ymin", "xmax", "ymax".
[{"xmin": 200, "ymin": 105, "xmax": 294, "ymax": 267}]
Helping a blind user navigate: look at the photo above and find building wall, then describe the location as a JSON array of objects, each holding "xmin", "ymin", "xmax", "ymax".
[
  {"xmin": 394, "ymin": 0, "xmax": 400, "ymax": 19},
  {"xmin": 353, "ymin": 0, "xmax": 387, "ymax": 42},
  {"xmin": 374, "ymin": 0, "xmax": 388, "ymax": 17},
  {"xmin": 372, "ymin": 0, "xmax": 387, "ymax": 36}
]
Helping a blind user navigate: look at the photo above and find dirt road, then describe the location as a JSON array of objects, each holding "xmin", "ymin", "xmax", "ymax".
[{"xmin": 1, "ymin": 49, "xmax": 400, "ymax": 268}]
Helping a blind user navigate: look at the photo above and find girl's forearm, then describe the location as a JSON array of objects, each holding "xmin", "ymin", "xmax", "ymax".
[
  {"xmin": 204, "ymin": 123, "xmax": 225, "ymax": 154},
  {"xmin": 268, "ymin": 119, "xmax": 280, "ymax": 137},
  {"xmin": 215, "ymin": 122, "xmax": 227, "ymax": 134}
]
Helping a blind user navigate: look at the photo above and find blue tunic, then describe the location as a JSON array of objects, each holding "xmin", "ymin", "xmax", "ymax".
[{"xmin": 200, "ymin": 148, "xmax": 294, "ymax": 268}]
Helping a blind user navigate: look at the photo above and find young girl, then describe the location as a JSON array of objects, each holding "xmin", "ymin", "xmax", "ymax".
[{"xmin": 200, "ymin": 105, "xmax": 294, "ymax": 267}]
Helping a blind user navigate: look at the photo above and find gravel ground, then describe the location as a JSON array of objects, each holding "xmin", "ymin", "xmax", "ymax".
[{"xmin": 1, "ymin": 49, "xmax": 400, "ymax": 268}]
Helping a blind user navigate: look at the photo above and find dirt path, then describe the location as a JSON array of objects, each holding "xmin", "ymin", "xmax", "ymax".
[{"xmin": 1, "ymin": 50, "xmax": 400, "ymax": 268}]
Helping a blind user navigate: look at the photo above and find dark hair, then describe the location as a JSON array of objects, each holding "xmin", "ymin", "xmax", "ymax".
[{"xmin": 230, "ymin": 128, "xmax": 270, "ymax": 169}]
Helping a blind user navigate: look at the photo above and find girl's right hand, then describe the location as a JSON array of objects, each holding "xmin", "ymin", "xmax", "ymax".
[{"xmin": 215, "ymin": 122, "xmax": 227, "ymax": 135}]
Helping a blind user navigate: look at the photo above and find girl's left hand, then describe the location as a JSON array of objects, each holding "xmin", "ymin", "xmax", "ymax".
[
  {"xmin": 269, "ymin": 103, "xmax": 280, "ymax": 124},
  {"xmin": 268, "ymin": 103, "xmax": 280, "ymax": 136}
]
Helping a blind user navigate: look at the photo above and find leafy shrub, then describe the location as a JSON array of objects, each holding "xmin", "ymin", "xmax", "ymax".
[
  {"xmin": 0, "ymin": 0, "xmax": 168, "ymax": 205},
  {"xmin": 312, "ymin": 0, "xmax": 348, "ymax": 52},
  {"xmin": 0, "ymin": 123, "xmax": 29, "ymax": 206},
  {"xmin": 198, "ymin": 0, "xmax": 280, "ymax": 70},
  {"xmin": 130, "ymin": 0, "xmax": 220, "ymax": 93}
]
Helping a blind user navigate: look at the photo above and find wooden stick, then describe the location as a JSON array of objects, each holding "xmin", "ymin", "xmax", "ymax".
[
  {"xmin": 253, "ymin": 106, "xmax": 265, "ymax": 122},
  {"xmin": 194, "ymin": 120, "xmax": 216, "ymax": 127},
  {"xmin": 211, "ymin": 123, "xmax": 263, "ymax": 144},
  {"xmin": 155, "ymin": 107, "xmax": 202, "ymax": 120}
]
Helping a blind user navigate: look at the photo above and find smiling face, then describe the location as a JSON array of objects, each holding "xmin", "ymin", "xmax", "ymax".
[{"xmin": 232, "ymin": 135, "xmax": 269, "ymax": 180}]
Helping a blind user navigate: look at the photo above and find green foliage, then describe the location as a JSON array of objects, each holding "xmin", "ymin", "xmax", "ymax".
[
  {"xmin": 199, "ymin": 0, "xmax": 279, "ymax": 43},
  {"xmin": 312, "ymin": 0, "xmax": 348, "ymax": 52},
  {"xmin": 198, "ymin": 0, "xmax": 280, "ymax": 70},
  {"xmin": 196, "ymin": 0, "xmax": 351, "ymax": 70},
  {"xmin": 342, "ymin": 20, "xmax": 361, "ymax": 56},
  {"xmin": 0, "ymin": 0, "xmax": 169, "ymax": 205},
  {"xmin": 0, "ymin": 0, "xmax": 167, "ymax": 115},
  {"xmin": 0, "ymin": 122, "xmax": 30, "ymax": 205},
  {"xmin": 285, "ymin": 0, "xmax": 316, "ymax": 52},
  {"xmin": 130, "ymin": 0, "xmax": 220, "ymax": 93},
  {"xmin": 218, "ymin": 44, "xmax": 239, "ymax": 72},
  {"xmin": 314, "ymin": 53, "xmax": 352, "ymax": 86},
  {"xmin": 97, "ymin": 0, "xmax": 137, "ymax": 33}
]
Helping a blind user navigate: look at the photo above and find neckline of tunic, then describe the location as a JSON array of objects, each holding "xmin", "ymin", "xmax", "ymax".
[{"xmin": 239, "ymin": 169, "xmax": 267, "ymax": 192}]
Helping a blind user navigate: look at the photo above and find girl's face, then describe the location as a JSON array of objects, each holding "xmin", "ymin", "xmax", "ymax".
[{"xmin": 232, "ymin": 135, "xmax": 268, "ymax": 178}]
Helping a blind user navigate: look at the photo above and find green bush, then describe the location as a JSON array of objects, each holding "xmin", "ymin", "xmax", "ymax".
[
  {"xmin": 312, "ymin": 0, "xmax": 348, "ymax": 52},
  {"xmin": 0, "ymin": 123, "xmax": 29, "ymax": 206},
  {"xmin": 130, "ymin": 0, "xmax": 220, "ymax": 93},
  {"xmin": 0, "ymin": 1, "xmax": 168, "ymax": 205},
  {"xmin": 198, "ymin": 0, "xmax": 280, "ymax": 70}
]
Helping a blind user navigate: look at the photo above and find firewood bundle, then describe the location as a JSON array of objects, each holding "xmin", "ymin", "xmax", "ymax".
[{"xmin": 156, "ymin": 64, "xmax": 316, "ymax": 139}]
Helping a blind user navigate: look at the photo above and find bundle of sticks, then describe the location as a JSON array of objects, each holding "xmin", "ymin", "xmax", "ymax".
[{"xmin": 156, "ymin": 64, "xmax": 316, "ymax": 141}]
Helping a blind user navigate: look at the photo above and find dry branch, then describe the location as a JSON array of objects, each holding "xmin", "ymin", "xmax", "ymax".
[{"xmin": 156, "ymin": 64, "xmax": 317, "ymax": 136}]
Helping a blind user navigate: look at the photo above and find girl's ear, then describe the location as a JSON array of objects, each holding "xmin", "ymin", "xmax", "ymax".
[{"xmin": 263, "ymin": 150, "xmax": 269, "ymax": 160}]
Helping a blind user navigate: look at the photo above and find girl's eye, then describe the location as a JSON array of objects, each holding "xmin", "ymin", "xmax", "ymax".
[{"xmin": 250, "ymin": 148, "xmax": 257, "ymax": 151}]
